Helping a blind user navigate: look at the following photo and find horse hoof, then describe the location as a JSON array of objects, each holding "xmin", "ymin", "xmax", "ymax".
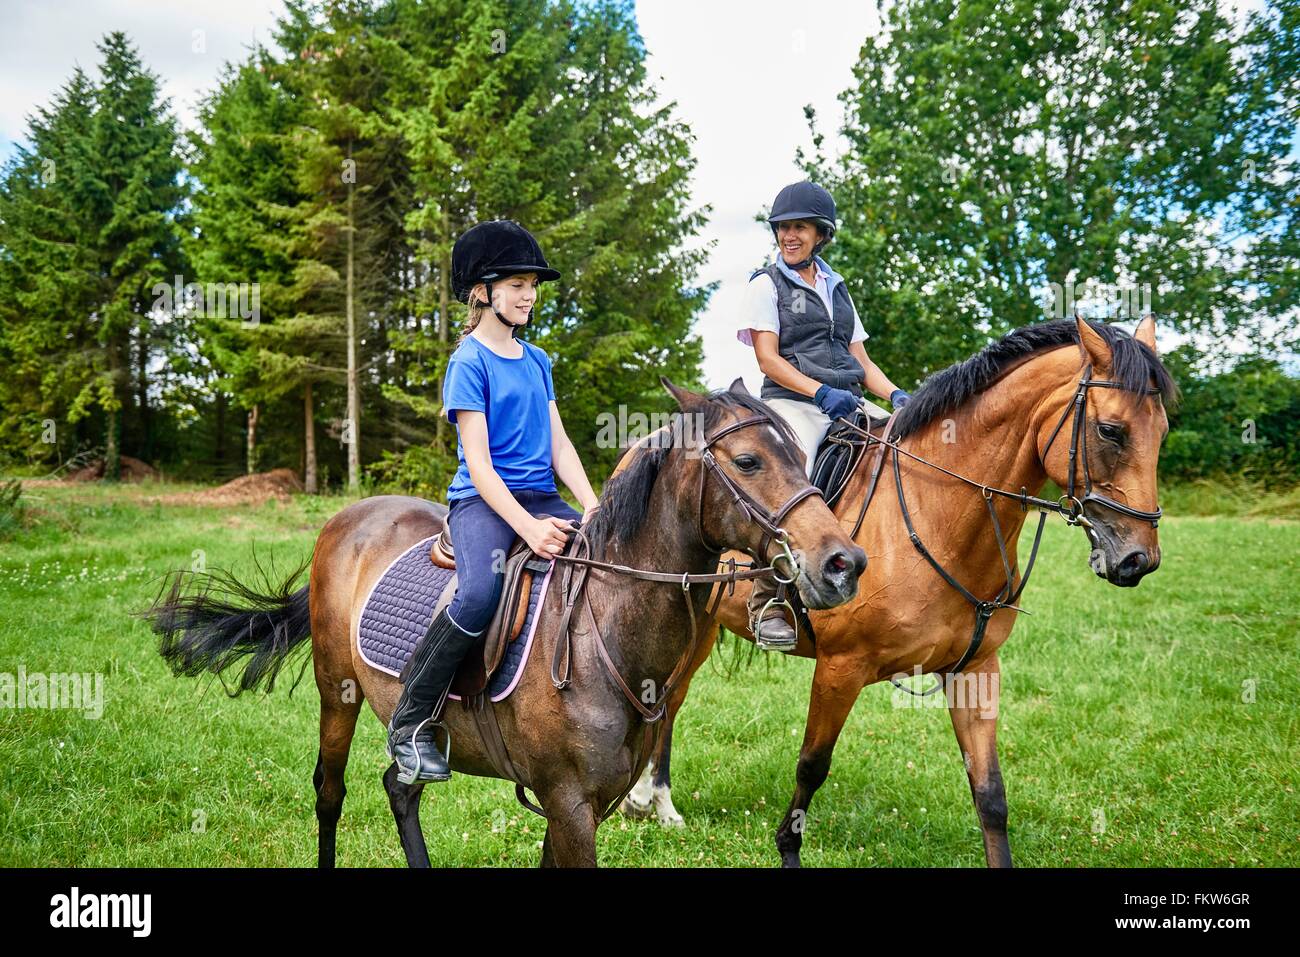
[{"xmin": 657, "ymin": 809, "xmax": 685, "ymax": 828}]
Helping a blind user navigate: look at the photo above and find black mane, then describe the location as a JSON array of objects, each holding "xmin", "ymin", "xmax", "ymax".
[
  {"xmin": 890, "ymin": 318, "xmax": 1179, "ymax": 442},
  {"xmin": 583, "ymin": 387, "xmax": 801, "ymax": 553}
]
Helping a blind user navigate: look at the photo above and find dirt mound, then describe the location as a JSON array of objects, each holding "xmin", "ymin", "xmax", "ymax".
[
  {"xmin": 157, "ymin": 468, "xmax": 304, "ymax": 507},
  {"xmin": 65, "ymin": 455, "xmax": 160, "ymax": 482}
]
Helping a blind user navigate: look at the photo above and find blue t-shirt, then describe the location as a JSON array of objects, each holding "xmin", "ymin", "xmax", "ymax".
[{"xmin": 443, "ymin": 335, "xmax": 557, "ymax": 501}]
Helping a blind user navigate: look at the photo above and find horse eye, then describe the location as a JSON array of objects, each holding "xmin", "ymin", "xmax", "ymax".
[
  {"xmin": 733, "ymin": 454, "xmax": 760, "ymax": 472},
  {"xmin": 1098, "ymin": 423, "xmax": 1125, "ymax": 444}
]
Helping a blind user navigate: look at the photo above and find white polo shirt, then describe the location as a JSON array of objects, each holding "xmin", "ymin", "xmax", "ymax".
[{"xmin": 736, "ymin": 256, "xmax": 869, "ymax": 347}]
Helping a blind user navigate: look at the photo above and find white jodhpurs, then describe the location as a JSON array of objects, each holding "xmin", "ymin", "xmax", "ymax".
[
  {"xmin": 762, "ymin": 397, "xmax": 834, "ymax": 480},
  {"xmin": 763, "ymin": 394, "xmax": 891, "ymax": 479}
]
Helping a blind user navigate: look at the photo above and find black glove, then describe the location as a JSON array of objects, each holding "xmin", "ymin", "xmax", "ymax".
[
  {"xmin": 890, "ymin": 389, "xmax": 912, "ymax": 408},
  {"xmin": 814, "ymin": 384, "xmax": 861, "ymax": 420}
]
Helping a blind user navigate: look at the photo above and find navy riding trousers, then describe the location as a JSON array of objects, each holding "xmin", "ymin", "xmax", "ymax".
[{"xmin": 445, "ymin": 489, "xmax": 581, "ymax": 635}]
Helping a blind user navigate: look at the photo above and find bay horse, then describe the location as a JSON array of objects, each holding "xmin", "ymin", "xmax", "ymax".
[
  {"xmin": 620, "ymin": 316, "xmax": 1177, "ymax": 866},
  {"xmin": 145, "ymin": 379, "xmax": 866, "ymax": 867}
]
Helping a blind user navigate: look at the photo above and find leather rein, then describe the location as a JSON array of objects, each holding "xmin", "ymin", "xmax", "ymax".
[{"xmin": 839, "ymin": 362, "xmax": 1162, "ymax": 695}]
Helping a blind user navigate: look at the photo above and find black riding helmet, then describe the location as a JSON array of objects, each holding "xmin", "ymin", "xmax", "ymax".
[
  {"xmin": 767, "ymin": 181, "xmax": 837, "ymax": 269},
  {"xmin": 452, "ymin": 220, "xmax": 560, "ymax": 329}
]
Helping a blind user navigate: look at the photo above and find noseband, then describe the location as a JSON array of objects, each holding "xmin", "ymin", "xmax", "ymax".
[
  {"xmin": 696, "ymin": 415, "xmax": 824, "ymax": 576},
  {"xmin": 1040, "ymin": 364, "xmax": 1163, "ymax": 529}
]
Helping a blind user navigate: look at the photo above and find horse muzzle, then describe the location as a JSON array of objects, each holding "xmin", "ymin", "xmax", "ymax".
[
  {"xmin": 1090, "ymin": 545, "xmax": 1158, "ymax": 587},
  {"xmin": 796, "ymin": 543, "xmax": 867, "ymax": 609}
]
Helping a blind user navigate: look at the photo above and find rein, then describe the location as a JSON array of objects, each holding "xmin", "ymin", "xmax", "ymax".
[{"xmin": 838, "ymin": 362, "xmax": 1162, "ymax": 695}]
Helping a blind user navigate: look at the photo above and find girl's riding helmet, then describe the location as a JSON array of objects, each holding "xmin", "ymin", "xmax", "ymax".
[{"xmin": 452, "ymin": 220, "xmax": 560, "ymax": 305}]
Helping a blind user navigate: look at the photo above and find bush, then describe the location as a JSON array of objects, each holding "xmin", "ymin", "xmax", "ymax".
[
  {"xmin": 1162, "ymin": 351, "xmax": 1300, "ymax": 487},
  {"xmin": 0, "ymin": 478, "xmax": 26, "ymax": 539}
]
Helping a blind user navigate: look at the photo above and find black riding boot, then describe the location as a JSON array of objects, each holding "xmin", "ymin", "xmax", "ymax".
[
  {"xmin": 386, "ymin": 608, "xmax": 480, "ymax": 784},
  {"xmin": 748, "ymin": 574, "xmax": 797, "ymax": 651}
]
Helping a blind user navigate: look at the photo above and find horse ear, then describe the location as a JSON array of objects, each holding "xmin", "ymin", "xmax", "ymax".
[
  {"xmin": 660, "ymin": 376, "xmax": 705, "ymax": 414},
  {"xmin": 727, "ymin": 377, "xmax": 752, "ymax": 397},
  {"xmin": 1074, "ymin": 315, "xmax": 1111, "ymax": 371},
  {"xmin": 1134, "ymin": 314, "xmax": 1157, "ymax": 353}
]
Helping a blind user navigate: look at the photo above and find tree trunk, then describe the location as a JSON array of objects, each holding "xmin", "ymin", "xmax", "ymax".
[
  {"xmin": 214, "ymin": 391, "xmax": 227, "ymax": 466},
  {"xmin": 105, "ymin": 338, "xmax": 121, "ymax": 481},
  {"xmin": 436, "ymin": 204, "xmax": 451, "ymax": 442},
  {"xmin": 346, "ymin": 141, "xmax": 361, "ymax": 491},
  {"xmin": 136, "ymin": 319, "xmax": 151, "ymax": 462},
  {"xmin": 246, "ymin": 403, "xmax": 259, "ymax": 475},
  {"xmin": 304, "ymin": 381, "xmax": 318, "ymax": 494}
]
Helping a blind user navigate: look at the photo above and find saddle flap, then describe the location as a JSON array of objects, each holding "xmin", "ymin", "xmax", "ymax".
[
  {"xmin": 449, "ymin": 546, "xmax": 550, "ymax": 698},
  {"xmin": 811, "ymin": 402, "xmax": 898, "ymax": 508}
]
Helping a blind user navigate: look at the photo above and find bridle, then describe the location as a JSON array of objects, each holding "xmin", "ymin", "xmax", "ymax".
[
  {"xmin": 840, "ymin": 360, "xmax": 1163, "ymax": 695},
  {"xmin": 695, "ymin": 415, "xmax": 824, "ymax": 578},
  {"xmin": 550, "ymin": 413, "xmax": 824, "ymax": 709},
  {"xmin": 1042, "ymin": 364, "xmax": 1163, "ymax": 530},
  {"xmin": 538, "ymin": 411, "xmax": 825, "ymax": 820}
]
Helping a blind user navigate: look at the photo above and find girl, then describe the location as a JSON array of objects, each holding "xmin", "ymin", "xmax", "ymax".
[
  {"xmin": 738, "ymin": 181, "xmax": 911, "ymax": 650},
  {"xmin": 387, "ymin": 220, "xmax": 600, "ymax": 784}
]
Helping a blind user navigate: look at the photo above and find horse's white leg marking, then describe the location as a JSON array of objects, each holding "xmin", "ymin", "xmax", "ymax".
[
  {"xmin": 619, "ymin": 762, "xmax": 655, "ymax": 818},
  {"xmin": 652, "ymin": 781, "xmax": 684, "ymax": 828}
]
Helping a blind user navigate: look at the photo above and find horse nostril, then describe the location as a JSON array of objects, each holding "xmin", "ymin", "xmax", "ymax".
[
  {"xmin": 1119, "ymin": 551, "xmax": 1149, "ymax": 577},
  {"xmin": 823, "ymin": 548, "xmax": 865, "ymax": 580}
]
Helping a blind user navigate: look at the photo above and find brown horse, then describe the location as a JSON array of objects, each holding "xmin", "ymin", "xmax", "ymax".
[
  {"xmin": 620, "ymin": 316, "xmax": 1177, "ymax": 866},
  {"xmin": 146, "ymin": 379, "xmax": 866, "ymax": 867}
]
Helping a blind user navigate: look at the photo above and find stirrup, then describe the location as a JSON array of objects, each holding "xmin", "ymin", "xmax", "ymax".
[
  {"xmin": 753, "ymin": 597, "xmax": 798, "ymax": 652},
  {"xmin": 387, "ymin": 716, "xmax": 452, "ymax": 785}
]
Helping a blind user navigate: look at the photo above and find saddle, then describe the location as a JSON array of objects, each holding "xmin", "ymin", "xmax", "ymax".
[
  {"xmin": 810, "ymin": 404, "xmax": 893, "ymax": 506},
  {"xmin": 428, "ymin": 521, "xmax": 555, "ymax": 698}
]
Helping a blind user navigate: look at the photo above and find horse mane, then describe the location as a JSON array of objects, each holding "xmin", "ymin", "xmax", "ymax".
[
  {"xmin": 584, "ymin": 388, "xmax": 801, "ymax": 554},
  {"xmin": 890, "ymin": 318, "xmax": 1180, "ymax": 442}
]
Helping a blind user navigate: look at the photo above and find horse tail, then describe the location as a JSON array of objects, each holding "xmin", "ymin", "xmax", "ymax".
[{"xmin": 143, "ymin": 552, "xmax": 314, "ymax": 696}]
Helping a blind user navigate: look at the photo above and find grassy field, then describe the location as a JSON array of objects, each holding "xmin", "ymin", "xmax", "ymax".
[{"xmin": 1, "ymin": 480, "xmax": 1296, "ymax": 867}]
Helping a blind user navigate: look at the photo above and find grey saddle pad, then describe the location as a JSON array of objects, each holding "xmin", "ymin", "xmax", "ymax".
[{"xmin": 356, "ymin": 535, "xmax": 555, "ymax": 702}]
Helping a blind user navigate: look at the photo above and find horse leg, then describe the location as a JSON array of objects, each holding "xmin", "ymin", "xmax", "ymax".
[
  {"xmin": 947, "ymin": 653, "xmax": 1012, "ymax": 867},
  {"xmin": 774, "ymin": 653, "xmax": 865, "ymax": 868},
  {"xmin": 382, "ymin": 762, "xmax": 431, "ymax": 868},
  {"xmin": 314, "ymin": 695, "xmax": 362, "ymax": 868},
  {"xmin": 539, "ymin": 826, "xmax": 556, "ymax": 867},
  {"xmin": 538, "ymin": 787, "xmax": 598, "ymax": 867},
  {"xmin": 619, "ymin": 623, "xmax": 719, "ymax": 825}
]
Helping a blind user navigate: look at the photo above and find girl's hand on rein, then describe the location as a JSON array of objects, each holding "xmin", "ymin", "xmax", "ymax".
[{"xmin": 525, "ymin": 516, "xmax": 575, "ymax": 560}]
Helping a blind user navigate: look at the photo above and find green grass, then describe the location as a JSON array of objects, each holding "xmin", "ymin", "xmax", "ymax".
[{"xmin": 0, "ymin": 481, "xmax": 1296, "ymax": 867}]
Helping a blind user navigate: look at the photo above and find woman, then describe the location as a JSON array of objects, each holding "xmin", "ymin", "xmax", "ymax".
[
  {"xmin": 387, "ymin": 220, "xmax": 600, "ymax": 784},
  {"xmin": 738, "ymin": 181, "xmax": 911, "ymax": 650}
]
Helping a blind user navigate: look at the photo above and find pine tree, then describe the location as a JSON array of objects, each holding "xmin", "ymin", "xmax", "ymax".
[
  {"xmin": 90, "ymin": 32, "xmax": 188, "ymax": 479},
  {"xmin": 0, "ymin": 69, "xmax": 102, "ymax": 465},
  {"xmin": 0, "ymin": 35, "xmax": 187, "ymax": 474}
]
